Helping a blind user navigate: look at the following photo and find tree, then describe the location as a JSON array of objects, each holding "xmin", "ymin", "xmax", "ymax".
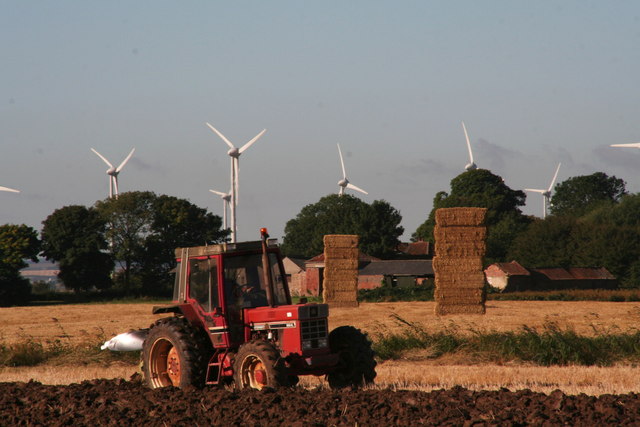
[
  {"xmin": 0, "ymin": 224, "xmax": 40, "ymax": 306},
  {"xmin": 550, "ymin": 172, "xmax": 627, "ymax": 218},
  {"xmin": 95, "ymin": 192, "xmax": 156, "ymax": 293},
  {"xmin": 413, "ymin": 169, "xmax": 530, "ymax": 262},
  {"xmin": 507, "ymin": 216, "xmax": 577, "ymax": 268},
  {"xmin": 281, "ymin": 194, "xmax": 404, "ymax": 259},
  {"xmin": 41, "ymin": 205, "xmax": 113, "ymax": 292},
  {"xmin": 95, "ymin": 191, "xmax": 228, "ymax": 296},
  {"xmin": 137, "ymin": 194, "xmax": 229, "ymax": 295}
]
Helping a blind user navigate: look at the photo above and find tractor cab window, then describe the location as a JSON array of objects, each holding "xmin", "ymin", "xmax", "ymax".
[
  {"xmin": 189, "ymin": 258, "xmax": 218, "ymax": 312},
  {"xmin": 223, "ymin": 253, "xmax": 288, "ymax": 309}
]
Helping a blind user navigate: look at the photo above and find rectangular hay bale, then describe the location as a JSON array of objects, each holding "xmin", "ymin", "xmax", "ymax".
[
  {"xmin": 434, "ymin": 288, "xmax": 485, "ymax": 299},
  {"xmin": 324, "ymin": 235, "xmax": 359, "ymax": 248},
  {"xmin": 433, "ymin": 225, "xmax": 487, "ymax": 242},
  {"xmin": 435, "ymin": 241, "xmax": 486, "ymax": 257},
  {"xmin": 323, "ymin": 269, "xmax": 358, "ymax": 281},
  {"xmin": 435, "ymin": 207, "xmax": 487, "ymax": 227},
  {"xmin": 324, "ymin": 259, "xmax": 359, "ymax": 270},
  {"xmin": 432, "ymin": 256, "xmax": 483, "ymax": 274},
  {"xmin": 324, "ymin": 247, "xmax": 359, "ymax": 260},
  {"xmin": 434, "ymin": 272, "xmax": 486, "ymax": 285}
]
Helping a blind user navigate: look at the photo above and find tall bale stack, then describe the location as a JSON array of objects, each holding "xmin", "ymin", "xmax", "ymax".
[
  {"xmin": 433, "ymin": 207, "xmax": 487, "ymax": 315},
  {"xmin": 323, "ymin": 235, "xmax": 359, "ymax": 308}
]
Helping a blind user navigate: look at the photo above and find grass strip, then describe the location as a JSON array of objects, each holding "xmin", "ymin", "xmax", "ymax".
[{"xmin": 372, "ymin": 316, "xmax": 640, "ymax": 366}]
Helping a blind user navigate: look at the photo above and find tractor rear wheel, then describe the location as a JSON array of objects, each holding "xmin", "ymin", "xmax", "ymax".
[
  {"xmin": 233, "ymin": 340, "xmax": 289, "ymax": 390},
  {"xmin": 327, "ymin": 326, "xmax": 377, "ymax": 389},
  {"xmin": 142, "ymin": 317, "xmax": 210, "ymax": 389}
]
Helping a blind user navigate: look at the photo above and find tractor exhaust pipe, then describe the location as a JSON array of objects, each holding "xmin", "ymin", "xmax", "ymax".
[{"xmin": 260, "ymin": 228, "xmax": 276, "ymax": 307}]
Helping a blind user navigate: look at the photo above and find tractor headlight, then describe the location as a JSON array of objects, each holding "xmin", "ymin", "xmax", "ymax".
[{"xmin": 302, "ymin": 337, "xmax": 328, "ymax": 350}]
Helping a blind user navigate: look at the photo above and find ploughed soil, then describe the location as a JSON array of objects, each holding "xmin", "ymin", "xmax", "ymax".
[{"xmin": 2, "ymin": 379, "xmax": 639, "ymax": 426}]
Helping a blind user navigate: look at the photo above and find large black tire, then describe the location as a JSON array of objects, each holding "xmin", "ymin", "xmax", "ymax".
[
  {"xmin": 233, "ymin": 340, "xmax": 289, "ymax": 390},
  {"xmin": 327, "ymin": 326, "xmax": 377, "ymax": 389},
  {"xmin": 142, "ymin": 317, "xmax": 211, "ymax": 389}
]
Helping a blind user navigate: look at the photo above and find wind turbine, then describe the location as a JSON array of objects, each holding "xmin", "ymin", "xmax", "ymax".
[
  {"xmin": 91, "ymin": 148, "xmax": 136, "ymax": 199},
  {"xmin": 525, "ymin": 163, "xmax": 561, "ymax": 219},
  {"xmin": 462, "ymin": 121, "xmax": 477, "ymax": 171},
  {"xmin": 206, "ymin": 123, "xmax": 266, "ymax": 242},
  {"xmin": 0, "ymin": 186, "xmax": 19, "ymax": 193},
  {"xmin": 610, "ymin": 142, "xmax": 640, "ymax": 149},
  {"xmin": 337, "ymin": 143, "xmax": 368, "ymax": 196},
  {"xmin": 209, "ymin": 189, "xmax": 232, "ymax": 232}
]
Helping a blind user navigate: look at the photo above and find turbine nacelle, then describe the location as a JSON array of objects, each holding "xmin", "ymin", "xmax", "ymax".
[
  {"xmin": 91, "ymin": 147, "xmax": 136, "ymax": 199},
  {"xmin": 465, "ymin": 162, "xmax": 477, "ymax": 171}
]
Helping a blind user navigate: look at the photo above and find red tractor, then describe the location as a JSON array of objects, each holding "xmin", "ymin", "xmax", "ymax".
[{"xmin": 141, "ymin": 228, "xmax": 376, "ymax": 390}]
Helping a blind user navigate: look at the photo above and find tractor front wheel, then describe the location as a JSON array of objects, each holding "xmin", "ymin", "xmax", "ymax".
[
  {"xmin": 142, "ymin": 317, "xmax": 210, "ymax": 389},
  {"xmin": 234, "ymin": 340, "xmax": 289, "ymax": 390},
  {"xmin": 327, "ymin": 326, "xmax": 377, "ymax": 389}
]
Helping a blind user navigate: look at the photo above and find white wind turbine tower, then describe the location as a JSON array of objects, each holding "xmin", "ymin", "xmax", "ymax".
[
  {"xmin": 525, "ymin": 163, "xmax": 561, "ymax": 219},
  {"xmin": 0, "ymin": 185, "xmax": 19, "ymax": 193},
  {"xmin": 337, "ymin": 144, "xmax": 368, "ymax": 196},
  {"xmin": 209, "ymin": 189, "xmax": 232, "ymax": 233},
  {"xmin": 91, "ymin": 148, "xmax": 136, "ymax": 199},
  {"xmin": 610, "ymin": 142, "xmax": 640, "ymax": 149},
  {"xmin": 462, "ymin": 121, "xmax": 478, "ymax": 171},
  {"xmin": 206, "ymin": 123, "xmax": 266, "ymax": 243}
]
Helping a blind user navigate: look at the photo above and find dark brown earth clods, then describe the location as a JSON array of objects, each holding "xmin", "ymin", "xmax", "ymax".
[{"xmin": 2, "ymin": 379, "xmax": 639, "ymax": 426}]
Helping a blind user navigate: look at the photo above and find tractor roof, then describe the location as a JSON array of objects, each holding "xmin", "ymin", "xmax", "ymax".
[{"xmin": 174, "ymin": 239, "xmax": 279, "ymax": 259}]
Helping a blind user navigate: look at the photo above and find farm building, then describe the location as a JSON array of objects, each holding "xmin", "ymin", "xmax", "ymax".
[
  {"xmin": 485, "ymin": 261, "xmax": 618, "ymax": 292},
  {"xmin": 285, "ymin": 253, "xmax": 434, "ymax": 297}
]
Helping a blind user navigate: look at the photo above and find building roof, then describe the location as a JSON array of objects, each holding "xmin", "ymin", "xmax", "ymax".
[
  {"xmin": 305, "ymin": 252, "xmax": 380, "ymax": 263},
  {"xmin": 359, "ymin": 260, "xmax": 433, "ymax": 276},
  {"xmin": 396, "ymin": 241, "xmax": 432, "ymax": 256},
  {"xmin": 490, "ymin": 260, "xmax": 530, "ymax": 276},
  {"xmin": 533, "ymin": 267, "xmax": 616, "ymax": 281}
]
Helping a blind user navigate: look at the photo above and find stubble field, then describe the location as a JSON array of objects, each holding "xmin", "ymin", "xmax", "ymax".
[{"xmin": 2, "ymin": 300, "xmax": 640, "ymax": 395}]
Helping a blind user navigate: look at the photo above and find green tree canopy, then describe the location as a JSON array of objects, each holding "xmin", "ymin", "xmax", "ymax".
[
  {"xmin": 281, "ymin": 194, "xmax": 404, "ymax": 259},
  {"xmin": 95, "ymin": 191, "xmax": 228, "ymax": 295},
  {"xmin": 412, "ymin": 169, "xmax": 530, "ymax": 263},
  {"xmin": 41, "ymin": 205, "xmax": 113, "ymax": 292},
  {"xmin": 0, "ymin": 224, "xmax": 40, "ymax": 306},
  {"xmin": 0, "ymin": 224, "xmax": 40, "ymax": 270},
  {"xmin": 550, "ymin": 172, "xmax": 627, "ymax": 218}
]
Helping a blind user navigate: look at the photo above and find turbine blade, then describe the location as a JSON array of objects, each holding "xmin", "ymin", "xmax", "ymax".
[
  {"xmin": 91, "ymin": 148, "xmax": 113, "ymax": 168},
  {"xmin": 116, "ymin": 148, "xmax": 136, "ymax": 172},
  {"xmin": 206, "ymin": 122, "xmax": 235, "ymax": 149},
  {"xmin": 209, "ymin": 189, "xmax": 226, "ymax": 197},
  {"xmin": 0, "ymin": 186, "xmax": 20, "ymax": 193},
  {"xmin": 610, "ymin": 143, "xmax": 640, "ymax": 148},
  {"xmin": 239, "ymin": 129, "xmax": 266, "ymax": 154},
  {"xmin": 462, "ymin": 121, "xmax": 474, "ymax": 164},
  {"xmin": 548, "ymin": 163, "xmax": 561, "ymax": 192},
  {"xmin": 524, "ymin": 188, "xmax": 546, "ymax": 194},
  {"xmin": 347, "ymin": 183, "xmax": 368, "ymax": 195},
  {"xmin": 337, "ymin": 144, "xmax": 347, "ymax": 179}
]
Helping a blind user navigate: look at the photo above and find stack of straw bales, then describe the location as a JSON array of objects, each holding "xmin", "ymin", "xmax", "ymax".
[
  {"xmin": 322, "ymin": 235, "xmax": 359, "ymax": 308},
  {"xmin": 433, "ymin": 207, "xmax": 487, "ymax": 315}
]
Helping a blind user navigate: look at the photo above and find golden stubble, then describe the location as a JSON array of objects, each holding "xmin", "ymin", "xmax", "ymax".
[{"xmin": 2, "ymin": 301, "xmax": 640, "ymax": 394}]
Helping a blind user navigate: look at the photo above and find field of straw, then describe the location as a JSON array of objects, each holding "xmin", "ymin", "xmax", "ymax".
[{"xmin": 2, "ymin": 301, "xmax": 640, "ymax": 395}]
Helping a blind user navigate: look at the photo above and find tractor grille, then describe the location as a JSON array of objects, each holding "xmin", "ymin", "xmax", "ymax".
[{"xmin": 301, "ymin": 318, "xmax": 328, "ymax": 340}]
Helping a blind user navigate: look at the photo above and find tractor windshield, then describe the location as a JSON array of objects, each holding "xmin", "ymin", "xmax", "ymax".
[{"xmin": 223, "ymin": 252, "xmax": 288, "ymax": 308}]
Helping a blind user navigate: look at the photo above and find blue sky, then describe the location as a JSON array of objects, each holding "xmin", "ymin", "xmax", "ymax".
[{"xmin": 2, "ymin": 1, "xmax": 640, "ymax": 241}]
